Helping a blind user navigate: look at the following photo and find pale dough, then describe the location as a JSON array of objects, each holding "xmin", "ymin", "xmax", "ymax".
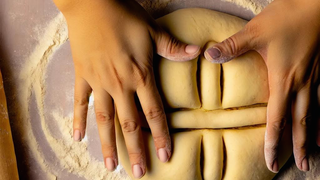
[{"xmin": 116, "ymin": 8, "xmax": 292, "ymax": 179}]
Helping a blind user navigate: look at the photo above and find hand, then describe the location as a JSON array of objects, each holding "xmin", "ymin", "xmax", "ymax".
[
  {"xmin": 204, "ymin": 0, "xmax": 320, "ymax": 173},
  {"xmin": 53, "ymin": 0, "xmax": 200, "ymax": 178}
]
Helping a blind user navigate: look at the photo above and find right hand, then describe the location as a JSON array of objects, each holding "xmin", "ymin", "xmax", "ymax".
[
  {"xmin": 204, "ymin": 0, "xmax": 320, "ymax": 173},
  {"xmin": 53, "ymin": 0, "xmax": 200, "ymax": 178}
]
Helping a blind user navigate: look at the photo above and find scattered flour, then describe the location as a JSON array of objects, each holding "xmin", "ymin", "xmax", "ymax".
[
  {"xmin": 18, "ymin": 0, "xmax": 272, "ymax": 179},
  {"xmin": 223, "ymin": 0, "xmax": 273, "ymax": 14},
  {"xmin": 140, "ymin": 0, "xmax": 171, "ymax": 10},
  {"xmin": 19, "ymin": 13, "xmax": 130, "ymax": 179}
]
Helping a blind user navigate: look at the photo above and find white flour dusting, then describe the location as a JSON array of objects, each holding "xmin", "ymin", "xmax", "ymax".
[
  {"xmin": 19, "ymin": 13, "xmax": 130, "ymax": 179},
  {"xmin": 18, "ymin": 1, "xmax": 270, "ymax": 179},
  {"xmin": 223, "ymin": 0, "xmax": 273, "ymax": 14}
]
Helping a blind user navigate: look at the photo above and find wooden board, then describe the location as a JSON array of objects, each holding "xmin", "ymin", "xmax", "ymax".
[{"xmin": 0, "ymin": 70, "xmax": 19, "ymax": 180}]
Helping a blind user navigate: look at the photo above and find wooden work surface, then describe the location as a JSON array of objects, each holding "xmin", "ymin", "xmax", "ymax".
[
  {"xmin": 0, "ymin": 0, "xmax": 319, "ymax": 179},
  {"xmin": 0, "ymin": 69, "xmax": 19, "ymax": 180}
]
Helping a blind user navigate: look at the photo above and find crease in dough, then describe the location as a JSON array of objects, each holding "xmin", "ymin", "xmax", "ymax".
[{"xmin": 116, "ymin": 8, "xmax": 292, "ymax": 180}]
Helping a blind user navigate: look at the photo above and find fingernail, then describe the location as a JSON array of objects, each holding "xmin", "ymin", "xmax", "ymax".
[
  {"xmin": 185, "ymin": 44, "xmax": 200, "ymax": 54},
  {"xmin": 73, "ymin": 130, "xmax": 81, "ymax": 142},
  {"xmin": 158, "ymin": 148, "xmax": 168, "ymax": 162},
  {"xmin": 302, "ymin": 157, "xmax": 309, "ymax": 171},
  {"xmin": 105, "ymin": 158, "xmax": 115, "ymax": 171},
  {"xmin": 206, "ymin": 47, "xmax": 221, "ymax": 59},
  {"xmin": 271, "ymin": 159, "xmax": 279, "ymax": 173},
  {"xmin": 133, "ymin": 164, "xmax": 143, "ymax": 179}
]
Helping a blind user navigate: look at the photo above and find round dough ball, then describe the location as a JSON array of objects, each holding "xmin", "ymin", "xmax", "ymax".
[{"xmin": 116, "ymin": 8, "xmax": 292, "ymax": 180}]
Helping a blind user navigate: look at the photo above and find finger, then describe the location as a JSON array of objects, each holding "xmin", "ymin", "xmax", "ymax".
[
  {"xmin": 115, "ymin": 93, "xmax": 146, "ymax": 179},
  {"xmin": 265, "ymin": 82, "xmax": 291, "ymax": 173},
  {"xmin": 204, "ymin": 24, "xmax": 258, "ymax": 64},
  {"xmin": 93, "ymin": 89, "xmax": 117, "ymax": 171},
  {"xmin": 136, "ymin": 75, "xmax": 171, "ymax": 163},
  {"xmin": 292, "ymin": 87, "xmax": 311, "ymax": 171},
  {"xmin": 151, "ymin": 28, "xmax": 200, "ymax": 61},
  {"xmin": 317, "ymin": 85, "xmax": 320, "ymax": 147},
  {"xmin": 73, "ymin": 77, "xmax": 92, "ymax": 142}
]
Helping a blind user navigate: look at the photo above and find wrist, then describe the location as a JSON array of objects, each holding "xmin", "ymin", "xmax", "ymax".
[{"xmin": 53, "ymin": 0, "xmax": 120, "ymax": 18}]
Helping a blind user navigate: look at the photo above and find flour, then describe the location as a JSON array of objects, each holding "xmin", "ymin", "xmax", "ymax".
[
  {"xmin": 140, "ymin": 0, "xmax": 171, "ymax": 10},
  {"xmin": 19, "ymin": 13, "xmax": 129, "ymax": 179},
  {"xmin": 18, "ymin": 13, "xmax": 68, "ymax": 180},
  {"xmin": 18, "ymin": 1, "xmax": 271, "ymax": 179},
  {"xmin": 223, "ymin": 0, "xmax": 273, "ymax": 14}
]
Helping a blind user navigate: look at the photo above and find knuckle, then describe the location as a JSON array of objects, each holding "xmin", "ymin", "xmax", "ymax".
[
  {"xmin": 153, "ymin": 134, "xmax": 169, "ymax": 147},
  {"xmin": 299, "ymin": 115, "xmax": 311, "ymax": 126},
  {"xmin": 145, "ymin": 107, "xmax": 165, "ymax": 123},
  {"xmin": 222, "ymin": 36, "xmax": 237, "ymax": 55},
  {"xmin": 293, "ymin": 140, "xmax": 307, "ymax": 158},
  {"xmin": 121, "ymin": 120, "xmax": 140, "ymax": 133},
  {"xmin": 128, "ymin": 151, "xmax": 144, "ymax": 163},
  {"xmin": 265, "ymin": 143, "xmax": 278, "ymax": 154},
  {"xmin": 101, "ymin": 144, "xmax": 117, "ymax": 156},
  {"xmin": 270, "ymin": 117, "xmax": 287, "ymax": 132},
  {"xmin": 96, "ymin": 111, "xmax": 114, "ymax": 125},
  {"xmin": 74, "ymin": 111, "xmax": 88, "ymax": 123},
  {"xmin": 166, "ymin": 36, "xmax": 181, "ymax": 55},
  {"xmin": 294, "ymin": 141, "xmax": 307, "ymax": 152},
  {"xmin": 74, "ymin": 95, "xmax": 89, "ymax": 106}
]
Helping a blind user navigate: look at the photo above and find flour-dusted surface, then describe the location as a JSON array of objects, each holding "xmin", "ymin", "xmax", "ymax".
[
  {"xmin": 0, "ymin": 0, "xmax": 319, "ymax": 179},
  {"xmin": 17, "ymin": 13, "xmax": 130, "ymax": 179},
  {"xmin": 138, "ymin": 0, "xmax": 272, "ymax": 19},
  {"xmin": 222, "ymin": 0, "xmax": 273, "ymax": 14}
]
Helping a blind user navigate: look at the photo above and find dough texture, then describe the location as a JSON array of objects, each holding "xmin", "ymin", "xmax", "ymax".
[{"xmin": 116, "ymin": 8, "xmax": 292, "ymax": 180}]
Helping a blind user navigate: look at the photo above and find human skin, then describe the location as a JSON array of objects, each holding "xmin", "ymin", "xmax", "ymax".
[
  {"xmin": 205, "ymin": 0, "xmax": 320, "ymax": 173},
  {"xmin": 52, "ymin": 0, "xmax": 200, "ymax": 178},
  {"xmin": 53, "ymin": 0, "xmax": 319, "ymax": 178}
]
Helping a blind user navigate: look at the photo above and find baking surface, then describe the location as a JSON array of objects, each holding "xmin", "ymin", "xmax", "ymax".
[{"xmin": 0, "ymin": 0, "xmax": 319, "ymax": 179}]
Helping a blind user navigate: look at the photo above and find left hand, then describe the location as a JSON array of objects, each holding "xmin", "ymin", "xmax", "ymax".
[
  {"xmin": 204, "ymin": 0, "xmax": 320, "ymax": 173},
  {"xmin": 52, "ymin": 0, "xmax": 200, "ymax": 178}
]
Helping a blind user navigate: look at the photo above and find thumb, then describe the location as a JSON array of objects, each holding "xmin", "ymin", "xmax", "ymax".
[
  {"xmin": 152, "ymin": 29, "xmax": 201, "ymax": 61},
  {"xmin": 205, "ymin": 28, "xmax": 255, "ymax": 64}
]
